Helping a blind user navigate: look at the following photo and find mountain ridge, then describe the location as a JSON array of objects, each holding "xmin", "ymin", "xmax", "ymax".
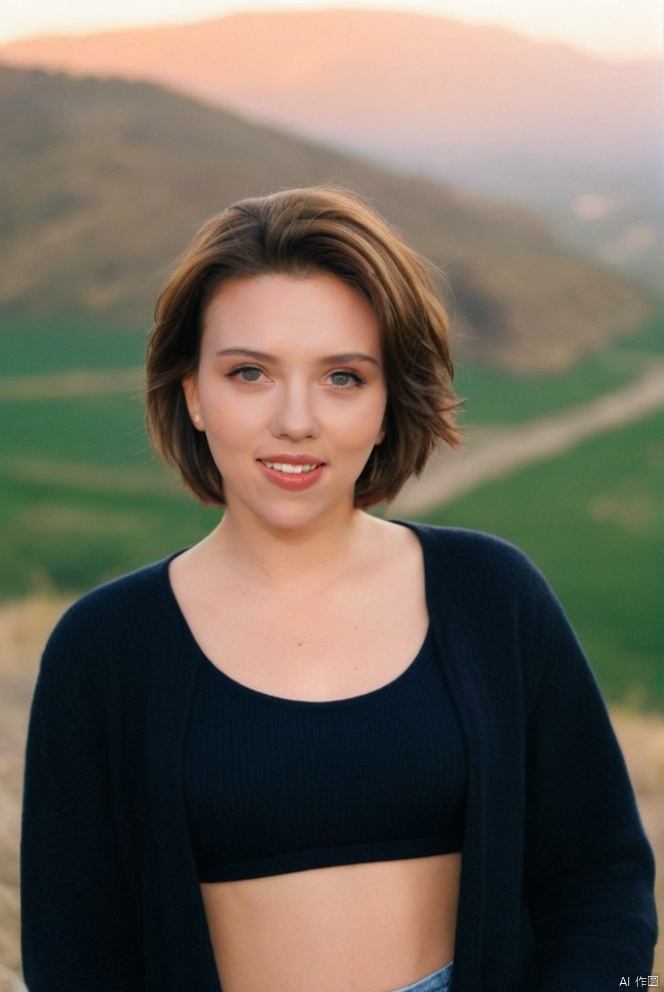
[
  {"xmin": 3, "ymin": 9, "xmax": 660, "ymax": 294},
  {"xmin": 2, "ymin": 11, "xmax": 658, "ymax": 174},
  {"xmin": 0, "ymin": 63, "xmax": 653, "ymax": 372}
]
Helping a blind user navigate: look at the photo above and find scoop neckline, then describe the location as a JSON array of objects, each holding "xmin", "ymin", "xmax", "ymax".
[
  {"xmin": 159, "ymin": 521, "xmax": 431, "ymax": 707},
  {"xmin": 192, "ymin": 621, "xmax": 433, "ymax": 708}
]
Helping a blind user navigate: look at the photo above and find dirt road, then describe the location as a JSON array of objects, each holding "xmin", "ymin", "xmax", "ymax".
[{"xmin": 392, "ymin": 360, "xmax": 664, "ymax": 515}]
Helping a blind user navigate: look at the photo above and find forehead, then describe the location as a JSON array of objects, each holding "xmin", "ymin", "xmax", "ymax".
[{"xmin": 201, "ymin": 272, "xmax": 382, "ymax": 355}]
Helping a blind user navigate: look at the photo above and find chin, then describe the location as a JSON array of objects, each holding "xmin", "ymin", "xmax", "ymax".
[{"xmin": 235, "ymin": 495, "xmax": 354, "ymax": 536}]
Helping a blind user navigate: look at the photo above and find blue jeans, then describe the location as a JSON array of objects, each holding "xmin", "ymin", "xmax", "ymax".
[{"xmin": 391, "ymin": 962, "xmax": 453, "ymax": 992}]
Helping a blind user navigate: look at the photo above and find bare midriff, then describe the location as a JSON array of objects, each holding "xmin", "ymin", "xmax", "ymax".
[{"xmin": 201, "ymin": 852, "xmax": 460, "ymax": 992}]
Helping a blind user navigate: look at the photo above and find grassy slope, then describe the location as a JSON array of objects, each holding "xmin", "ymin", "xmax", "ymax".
[
  {"xmin": 454, "ymin": 309, "xmax": 664, "ymax": 425},
  {"xmin": 421, "ymin": 314, "xmax": 664, "ymax": 708},
  {"xmin": 0, "ymin": 315, "xmax": 143, "ymax": 374},
  {"xmin": 0, "ymin": 317, "xmax": 218, "ymax": 596},
  {"xmin": 417, "ymin": 404, "xmax": 664, "ymax": 708},
  {"xmin": 426, "ymin": 314, "xmax": 664, "ymax": 708}
]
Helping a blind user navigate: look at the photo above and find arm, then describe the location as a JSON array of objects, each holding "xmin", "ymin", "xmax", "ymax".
[
  {"xmin": 21, "ymin": 611, "xmax": 143, "ymax": 991},
  {"xmin": 522, "ymin": 576, "xmax": 657, "ymax": 990}
]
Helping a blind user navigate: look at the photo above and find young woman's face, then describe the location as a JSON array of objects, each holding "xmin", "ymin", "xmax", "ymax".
[{"xmin": 183, "ymin": 272, "xmax": 387, "ymax": 535}]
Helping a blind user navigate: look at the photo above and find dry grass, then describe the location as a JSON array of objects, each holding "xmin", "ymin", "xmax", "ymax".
[
  {"xmin": 1, "ymin": 597, "xmax": 661, "ymax": 985},
  {"xmin": 611, "ymin": 710, "xmax": 664, "ymax": 978},
  {"xmin": 0, "ymin": 597, "xmax": 67, "ymax": 991}
]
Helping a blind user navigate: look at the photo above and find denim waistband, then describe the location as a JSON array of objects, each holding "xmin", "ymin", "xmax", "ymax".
[{"xmin": 391, "ymin": 961, "xmax": 453, "ymax": 992}]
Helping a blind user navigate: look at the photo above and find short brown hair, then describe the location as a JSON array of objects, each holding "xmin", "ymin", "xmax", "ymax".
[{"xmin": 146, "ymin": 186, "xmax": 460, "ymax": 508}]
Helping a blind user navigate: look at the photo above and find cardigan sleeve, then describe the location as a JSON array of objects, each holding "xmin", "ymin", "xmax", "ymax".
[
  {"xmin": 521, "ymin": 572, "xmax": 657, "ymax": 990},
  {"xmin": 21, "ymin": 608, "xmax": 143, "ymax": 991}
]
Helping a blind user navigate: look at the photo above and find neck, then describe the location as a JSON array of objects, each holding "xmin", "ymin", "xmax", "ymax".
[{"xmin": 204, "ymin": 504, "xmax": 377, "ymax": 590}]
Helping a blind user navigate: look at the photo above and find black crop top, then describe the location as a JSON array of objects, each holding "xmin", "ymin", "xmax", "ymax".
[{"xmin": 183, "ymin": 627, "xmax": 466, "ymax": 882}]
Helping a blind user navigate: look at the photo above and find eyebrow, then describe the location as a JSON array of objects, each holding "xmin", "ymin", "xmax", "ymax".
[{"xmin": 215, "ymin": 348, "xmax": 381, "ymax": 367}]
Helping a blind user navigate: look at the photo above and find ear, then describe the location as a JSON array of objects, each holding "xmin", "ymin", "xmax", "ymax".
[{"xmin": 182, "ymin": 373, "xmax": 205, "ymax": 431}]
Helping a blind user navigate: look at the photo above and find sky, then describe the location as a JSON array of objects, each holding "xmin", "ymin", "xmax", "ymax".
[{"xmin": 1, "ymin": 0, "xmax": 662, "ymax": 61}]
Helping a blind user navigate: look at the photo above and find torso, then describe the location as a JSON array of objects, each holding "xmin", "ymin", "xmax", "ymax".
[
  {"xmin": 201, "ymin": 856, "xmax": 460, "ymax": 992},
  {"xmin": 169, "ymin": 516, "xmax": 461, "ymax": 992}
]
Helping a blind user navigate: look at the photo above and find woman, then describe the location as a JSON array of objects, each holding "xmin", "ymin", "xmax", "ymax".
[{"xmin": 21, "ymin": 187, "xmax": 656, "ymax": 991}]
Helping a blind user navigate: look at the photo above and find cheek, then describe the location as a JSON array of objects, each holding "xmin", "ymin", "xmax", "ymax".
[
  {"xmin": 201, "ymin": 390, "xmax": 263, "ymax": 432},
  {"xmin": 332, "ymin": 400, "xmax": 386, "ymax": 451}
]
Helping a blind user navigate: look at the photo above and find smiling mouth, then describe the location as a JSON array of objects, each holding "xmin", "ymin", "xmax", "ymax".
[{"xmin": 260, "ymin": 461, "xmax": 320, "ymax": 475}]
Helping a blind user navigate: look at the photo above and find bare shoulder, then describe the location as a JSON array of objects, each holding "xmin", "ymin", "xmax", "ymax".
[
  {"xmin": 352, "ymin": 514, "xmax": 426, "ymax": 610},
  {"xmin": 358, "ymin": 513, "xmax": 424, "ymax": 572}
]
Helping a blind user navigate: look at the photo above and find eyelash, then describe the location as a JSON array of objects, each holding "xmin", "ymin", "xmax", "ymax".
[
  {"xmin": 227, "ymin": 365, "xmax": 266, "ymax": 383},
  {"xmin": 226, "ymin": 366, "xmax": 367, "ymax": 388},
  {"xmin": 327, "ymin": 370, "xmax": 367, "ymax": 388}
]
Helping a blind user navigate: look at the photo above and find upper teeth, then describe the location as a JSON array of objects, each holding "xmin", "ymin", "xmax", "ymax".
[{"xmin": 263, "ymin": 461, "xmax": 318, "ymax": 474}]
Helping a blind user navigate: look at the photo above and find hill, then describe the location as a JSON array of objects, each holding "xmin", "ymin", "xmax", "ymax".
[
  {"xmin": 0, "ymin": 64, "xmax": 653, "ymax": 373},
  {"xmin": 2, "ymin": 9, "xmax": 661, "ymax": 291},
  {"xmin": 2, "ymin": 11, "xmax": 658, "ymax": 183}
]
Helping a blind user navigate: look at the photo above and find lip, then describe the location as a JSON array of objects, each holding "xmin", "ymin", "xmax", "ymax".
[{"xmin": 257, "ymin": 454, "xmax": 326, "ymax": 492}]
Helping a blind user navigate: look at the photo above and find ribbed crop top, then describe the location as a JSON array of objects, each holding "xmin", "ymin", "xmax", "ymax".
[{"xmin": 183, "ymin": 627, "xmax": 466, "ymax": 882}]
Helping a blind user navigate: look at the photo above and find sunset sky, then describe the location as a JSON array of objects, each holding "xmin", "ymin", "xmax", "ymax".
[{"xmin": 2, "ymin": 0, "xmax": 662, "ymax": 60}]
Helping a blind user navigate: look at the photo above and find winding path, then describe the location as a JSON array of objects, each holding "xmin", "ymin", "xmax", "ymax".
[{"xmin": 392, "ymin": 360, "xmax": 664, "ymax": 515}]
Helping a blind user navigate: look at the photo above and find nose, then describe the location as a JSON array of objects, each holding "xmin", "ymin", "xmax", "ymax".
[{"xmin": 270, "ymin": 380, "xmax": 320, "ymax": 441}]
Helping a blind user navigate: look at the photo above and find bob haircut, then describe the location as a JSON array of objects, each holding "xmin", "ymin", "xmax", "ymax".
[{"xmin": 146, "ymin": 186, "xmax": 460, "ymax": 509}]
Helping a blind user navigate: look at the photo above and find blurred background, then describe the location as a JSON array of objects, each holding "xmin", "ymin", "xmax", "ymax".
[{"xmin": 0, "ymin": 0, "xmax": 662, "ymax": 984}]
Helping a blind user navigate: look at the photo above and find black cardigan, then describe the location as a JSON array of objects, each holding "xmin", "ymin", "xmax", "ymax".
[{"xmin": 21, "ymin": 523, "xmax": 657, "ymax": 990}]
